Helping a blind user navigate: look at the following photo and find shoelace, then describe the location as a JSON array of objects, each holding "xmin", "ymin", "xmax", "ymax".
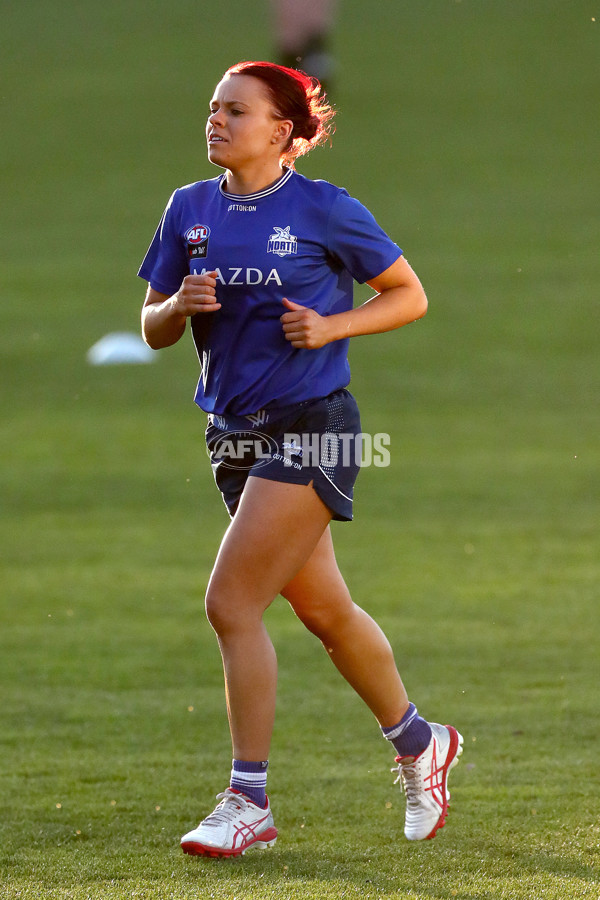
[
  {"xmin": 201, "ymin": 790, "xmax": 250, "ymax": 827},
  {"xmin": 391, "ymin": 759, "xmax": 421, "ymax": 803}
]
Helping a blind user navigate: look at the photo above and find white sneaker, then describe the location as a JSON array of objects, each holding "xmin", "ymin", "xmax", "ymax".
[
  {"xmin": 181, "ymin": 789, "xmax": 277, "ymax": 858},
  {"xmin": 393, "ymin": 722, "xmax": 463, "ymax": 840}
]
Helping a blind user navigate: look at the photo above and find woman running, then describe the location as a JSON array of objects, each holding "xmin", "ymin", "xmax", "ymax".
[{"xmin": 139, "ymin": 60, "xmax": 462, "ymax": 858}]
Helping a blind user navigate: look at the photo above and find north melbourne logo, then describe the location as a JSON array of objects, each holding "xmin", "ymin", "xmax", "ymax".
[
  {"xmin": 282, "ymin": 439, "xmax": 303, "ymax": 457},
  {"xmin": 267, "ymin": 226, "xmax": 297, "ymax": 258}
]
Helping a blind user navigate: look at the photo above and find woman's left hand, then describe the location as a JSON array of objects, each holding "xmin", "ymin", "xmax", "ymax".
[{"xmin": 280, "ymin": 298, "xmax": 332, "ymax": 349}]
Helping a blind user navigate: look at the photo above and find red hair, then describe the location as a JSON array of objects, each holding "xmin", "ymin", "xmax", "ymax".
[{"xmin": 223, "ymin": 60, "xmax": 335, "ymax": 168}]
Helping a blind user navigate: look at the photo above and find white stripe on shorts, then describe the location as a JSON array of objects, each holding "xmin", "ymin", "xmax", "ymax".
[{"xmin": 318, "ymin": 465, "xmax": 353, "ymax": 502}]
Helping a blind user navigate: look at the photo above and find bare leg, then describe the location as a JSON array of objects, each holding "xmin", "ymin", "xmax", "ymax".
[
  {"xmin": 205, "ymin": 477, "xmax": 332, "ymax": 760},
  {"xmin": 282, "ymin": 526, "xmax": 409, "ymax": 727}
]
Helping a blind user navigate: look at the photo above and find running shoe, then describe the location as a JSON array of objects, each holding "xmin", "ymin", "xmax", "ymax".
[
  {"xmin": 180, "ymin": 788, "xmax": 278, "ymax": 858},
  {"xmin": 393, "ymin": 722, "xmax": 463, "ymax": 840}
]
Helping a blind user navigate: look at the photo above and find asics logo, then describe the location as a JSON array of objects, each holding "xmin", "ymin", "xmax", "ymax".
[
  {"xmin": 231, "ymin": 812, "xmax": 271, "ymax": 849},
  {"xmin": 424, "ymin": 741, "xmax": 446, "ymax": 809}
]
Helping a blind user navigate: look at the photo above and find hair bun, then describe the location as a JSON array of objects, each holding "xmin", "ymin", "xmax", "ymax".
[{"xmin": 299, "ymin": 116, "xmax": 320, "ymax": 141}]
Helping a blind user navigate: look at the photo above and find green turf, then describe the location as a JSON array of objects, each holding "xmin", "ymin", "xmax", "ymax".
[{"xmin": 1, "ymin": 1, "xmax": 598, "ymax": 897}]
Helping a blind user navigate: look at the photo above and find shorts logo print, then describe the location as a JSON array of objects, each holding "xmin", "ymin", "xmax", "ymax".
[
  {"xmin": 207, "ymin": 390, "xmax": 361, "ymax": 522},
  {"xmin": 209, "ymin": 431, "xmax": 277, "ymax": 470},
  {"xmin": 282, "ymin": 439, "xmax": 303, "ymax": 457},
  {"xmin": 246, "ymin": 410, "xmax": 269, "ymax": 427}
]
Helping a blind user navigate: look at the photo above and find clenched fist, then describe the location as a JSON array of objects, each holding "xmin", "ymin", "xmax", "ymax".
[
  {"xmin": 280, "ymin": 298, "xmax": 333, "ymax": 349},
  {"xmin": 173, "ymin": 273, "xmax": 221, "ymax": 316}
]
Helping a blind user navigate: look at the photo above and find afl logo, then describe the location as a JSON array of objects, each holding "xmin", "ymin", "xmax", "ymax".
[
  {"xmin": 186, "ymin": 224, "xmax": 210, "ymax": 258},
  {"xmin": 208, "ymin": 431, "xmax": 278, "ymax": 470}
]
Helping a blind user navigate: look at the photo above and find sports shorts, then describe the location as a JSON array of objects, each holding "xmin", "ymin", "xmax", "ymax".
[{"xmin": 205, "ymin": 388, "xmax": 361, "ymax": 521}]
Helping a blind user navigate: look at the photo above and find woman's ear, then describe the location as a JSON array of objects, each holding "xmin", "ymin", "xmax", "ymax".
[{"xmin": 272, "ymin": 119, "xmax": 294, "ymax": 144}]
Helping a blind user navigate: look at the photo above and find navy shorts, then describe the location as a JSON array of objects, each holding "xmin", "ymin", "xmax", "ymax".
[{"xmin": 205, "ymin": 389, "xmax": 362, "ymax": 521}]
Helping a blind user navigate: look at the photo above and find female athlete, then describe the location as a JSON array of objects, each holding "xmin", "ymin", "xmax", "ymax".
[{"xmin": 139, "ymin": 61, "xmax": 462, "ymax": 858}]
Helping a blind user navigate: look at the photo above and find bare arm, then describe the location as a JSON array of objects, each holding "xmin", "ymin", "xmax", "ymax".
[
  {"xmin": 280, "ymin": 255, "xmax": 427, "ymax": 349},
  {"xmin": 141, "ymin": 273, "xmax": 220, "ymax": 349}
]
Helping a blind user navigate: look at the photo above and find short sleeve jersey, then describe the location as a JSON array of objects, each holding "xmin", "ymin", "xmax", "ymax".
[{"xmin": 138, "ymin": 168, "xmax": 402, "ymax": 416}]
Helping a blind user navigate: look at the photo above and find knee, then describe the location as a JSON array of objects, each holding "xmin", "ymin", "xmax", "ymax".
[
  {"xmin": 204, "ymin": 578, "xmax": 266, "ymax": 637},
  {"xmin": 204, "ymin": 581, "xmax": 236, "ymax": 636},
  {"xmin": 287, "ymin": 596, "xmax": 347, "ymax": 642}
]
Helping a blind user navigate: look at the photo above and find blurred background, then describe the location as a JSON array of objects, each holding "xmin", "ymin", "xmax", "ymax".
[
  {"xmin": 3, "ymin": 0, "xmax": 597, "ymax": 509},
  {"xmin": 1, "ymin": 0, "xmax": 598, "ymax": 890}
]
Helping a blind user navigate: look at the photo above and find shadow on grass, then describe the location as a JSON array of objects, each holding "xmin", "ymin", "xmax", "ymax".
[{"xmin": 178, "ymin": 830, "xmax": 600, "ymax": 898}]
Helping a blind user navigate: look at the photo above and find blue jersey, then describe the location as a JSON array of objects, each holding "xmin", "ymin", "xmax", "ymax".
[{"xmin": 138, "ymin": 168, "xmax": 402, "ymax": 415}]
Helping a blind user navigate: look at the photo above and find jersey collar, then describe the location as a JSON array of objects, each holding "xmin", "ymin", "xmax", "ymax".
[{"xmin": 219, "ymin": 167, "xmax": 293, "ymax": 202}]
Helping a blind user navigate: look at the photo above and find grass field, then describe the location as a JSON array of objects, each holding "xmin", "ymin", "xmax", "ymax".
[{"xmin": 1, "ymin": 1, "xmax": 599, "ymax": 898}]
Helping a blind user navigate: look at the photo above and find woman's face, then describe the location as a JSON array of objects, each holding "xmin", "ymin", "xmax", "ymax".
[{"xmin": 206, "ymin": 74, "xmax": 290, "ymax": 172}]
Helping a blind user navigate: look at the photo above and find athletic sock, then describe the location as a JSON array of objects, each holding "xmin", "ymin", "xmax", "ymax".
[
  {"xmin": 381, "ymin": 703, "xmax": 433, "ymax": 759},
  {"xmin": 230, "ymin": 759, "xmax": 268, "ymax": 808}
]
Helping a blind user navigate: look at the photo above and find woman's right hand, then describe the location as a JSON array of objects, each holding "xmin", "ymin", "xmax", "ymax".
[
  {"xmin": 172, "ymin": 272, "xmax": 221, "ymax": 316},
  {"xmin": 142, "ymin": 273, "xmax": 220, "ymax": 349}
]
